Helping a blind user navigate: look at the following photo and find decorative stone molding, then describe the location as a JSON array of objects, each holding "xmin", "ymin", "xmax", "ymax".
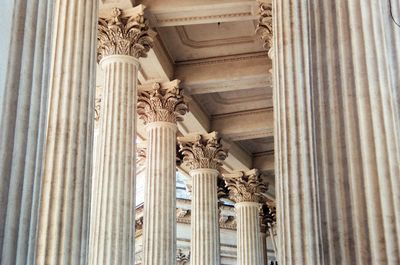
[
  {"xmin": 97, "ymin": 6, "xmax": 153, "ymax": 61},
  {"xmin": 223, "ymin": 169, "xmax": 268, "ymax": 203},
  {"xmin": 177, "ymin": 208, "xmax": 190, "ymax": 219},
  {"xmin": 178, "ymin": 132, "xmax": 228, "ymax": 170},
  {"xmin": 176, "ymin": 249, "xmax": 190, "ymax": 264},
  {"xmin": 255, "ymin": 1, "xmax": 273, "ymax": 57},
  {"xmin": 137, "ymin": 80, "xmax": 189, "ymax": 124}
]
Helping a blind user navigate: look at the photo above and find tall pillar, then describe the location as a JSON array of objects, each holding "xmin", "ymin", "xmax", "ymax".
[
  {"xmin": 88, "ymin": 6, "xmax": 153, "ymax": 265},
  {"xmin": 34, "ymin": 1, "xmax": 98, "ymax": 264},
  {"xmin": 178, "ymin": 132, "xmax": 228, "ymax": 265},
  {"xmin": 137, "ymin": 80, "xmax": 188, "ymax": 265},
  {"xmin": 274, "ymin": 0, "xmax": 400, "ymax": 264},
  {"xmin": 0, "ymin": 1, "xmax": 53, "ymax": 264},
  {"xmin": 224, "ymin": 169, "xmax": 267, "ymax": 265}
]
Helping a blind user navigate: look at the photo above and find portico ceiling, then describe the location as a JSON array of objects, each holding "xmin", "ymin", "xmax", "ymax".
[{"xmin": 98, "ymin": 0, "xmax": 274, "ymax": 182}]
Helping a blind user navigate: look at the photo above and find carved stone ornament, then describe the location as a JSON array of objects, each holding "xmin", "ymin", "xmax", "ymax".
[
  {"xmin": 176, "ymin": 249, "xmax": 190, "ymax": 264},
  {"xmin": 178, "ymin": 132, "xmax": 228, "ymax": 170},
  {"xmin": 223, "ymin": 169, "xmax": 268, "ymax": 203},
  {"xmin": 262, "ymin": 200, "xmax": 277, "ymax": 231},
  {"xmin": 137, "ymin": 80, "xmax": 189, "ymax": 124},
  {"xmin": 255, "ymin": 1, "xmax": 273, "ymax": 56},
  {"xmin": 97, "ymin": 7, "xmax": 153, "ymax": 61}
]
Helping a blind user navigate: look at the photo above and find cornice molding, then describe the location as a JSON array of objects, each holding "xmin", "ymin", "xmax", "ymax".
[
  {"xmin": 211, "ymin": 107, "xmax": 273, "ymax": 120},
  {"xmin": 157, "ymin": 11, "xmax": 252, "ymax": 26},
  {"xmin": 176, "ymin": 51, "xmax": 268, "ymax": 66}
]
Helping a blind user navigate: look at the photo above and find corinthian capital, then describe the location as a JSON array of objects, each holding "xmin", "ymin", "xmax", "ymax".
[
  {"xmin": 178, "ymin": 132, "xmax": 228, "ymax": 171},
  {"xmin": 137, "ymin": 80, "xmax": 189, "ymax": 124},
  {"xmin": 97, "ymin": 5, "xmax": 153, "ymax": 61},
  {"xmin": 223, "ymin": 169, "xmax": 268, "ymax": 203},
  {"xmin": 255, "ymin": 1, "xmax": 273, "ymax": 57}
]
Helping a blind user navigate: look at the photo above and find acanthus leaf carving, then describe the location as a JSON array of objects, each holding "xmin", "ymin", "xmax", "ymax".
[
  {"xmin": 137, "ymin": 81, "xmax": 189, "ymax": 124},
  {"xmin": 223, "ymin": 169, "xmax": 268, "ymax": 203},
  {"xmin": 97, "ymin": 7, "xmax": 153, "ymax": 61},
  {"xmin": 255, "ymin": 1, "xmax": 273, "ymax": 58},
  {"xmin": 178, "ymin": 132, "xmax": 228, "ymax": 171}
]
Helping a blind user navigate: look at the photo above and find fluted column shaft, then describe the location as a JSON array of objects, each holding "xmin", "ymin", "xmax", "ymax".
[
  {"xmin": 179, "ymin": 132, "xmax": 227, "ymax": 265},
  {"xmin": 89, "ymin": 55, "xmax": 138, "ymax": 265},
  {"xmin": 260, "ymin": 232, "xmax": 267, "ymax": 265},
  {"xmin": 138, "ymin": 80, "xmax": 187, "ymax": 265},
  {"xmin": 191, "ymin": 168, "xmax": 220, "ymax": 265},
  {"xmin": 274, "ymin": 0, "xmax": 400, "ymax": 264},
  {"xmin": 34, "ymin": 1, "xmax": 98, "ymax": 264},
  {"xmin": 236, "ymin": 202, "xmax": 263, "ymax": 265},
  {"xmin": 142, "ymin": 122, "xmax": 177, "ymax": 265},
  {"xmin": 88, "ymin": 7, "xmax": 153, "ymax": 265},
  {"xmin": 0, "ymin": 1, "xmax": 53, "ymax": 264}
]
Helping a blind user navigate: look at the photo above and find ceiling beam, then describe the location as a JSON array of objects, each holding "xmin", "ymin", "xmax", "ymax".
[
  {"xmin": 211, "ymin": 108, "xmax": 273, "ymax": 141},
  {"xmin": 176, "ymin": 52, "xmax": 272, "ymax": 95}
]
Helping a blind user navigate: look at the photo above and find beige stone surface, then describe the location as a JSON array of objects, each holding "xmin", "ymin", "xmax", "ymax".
[
  {"xmin": 224, "ymin": 169, "xmax": 267, "ymax": 265},
  {"xmin": 89, "ymin": 55, "xmax": 139, "ymax": 265},
  {"xmin": 138, "ymin": 80, "xmax": 188, "ymax": 265},
  {"xmin": 0, "ymin": 1, "xmax": 53, "ymax": 264},
  {"xmin": 235, "ymin": 202, "xmax": 263, "ymax": 265},
  {"xmin": 34, "ymin": 1, "xmax": 98, "ymax": 264},
  {"xmin": 274, "ymin": 0, "xmax": 400, "ymax": 264},
  {"xmin": 179, "ymin": 132, "xmax": 228, "ymax": 265},
  {"xmin": 89, "ymin": 6, "xmax": 154, "ymax": 265}
]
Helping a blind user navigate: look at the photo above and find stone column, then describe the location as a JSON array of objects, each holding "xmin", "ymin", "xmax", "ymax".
[
  {"xmin": 88, "ymin": 6, "xmax": 153, "ymax": 265},
  {"xmin": 224, "ymin": 169, "xmax": 267, "ymax": 265},
  {"xmin": 34, "ymin": 1, "xmax": 98, "ymax": 264},
  {"xmin": 137, "ymin": 80, "xmax": 188, "ymax": 265},
  {"xmin": 0, "ymin": 1, "xmax": 53, "ymax": 264},
  {"xmin": 274, "ymin": 0, "xmax": 400, "ymax": 264},
  {"xmin": 178, "ymin": 132, "xmax": 228, "ymax": 265}
]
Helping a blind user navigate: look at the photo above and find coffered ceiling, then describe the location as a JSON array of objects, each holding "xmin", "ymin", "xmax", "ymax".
[{"xmin": 98, "ymin": 0, "xmax": 274, "ymax": 183}]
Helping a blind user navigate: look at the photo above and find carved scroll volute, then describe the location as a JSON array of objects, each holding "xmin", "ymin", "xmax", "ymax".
[
  {"xmin": 178, "ymin": 132, "xmax": 228, "ymax": 171},
  {"xmin": 223, "ymin": 169, "xmax": 268, "ymax": 203},
  {"xmin": 97, "ymin": 6, "xmax": 153, "ymax": 61},
  {"xmin": 137, "ymin": 80, "xmax": 189, "ymax": 124}
]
